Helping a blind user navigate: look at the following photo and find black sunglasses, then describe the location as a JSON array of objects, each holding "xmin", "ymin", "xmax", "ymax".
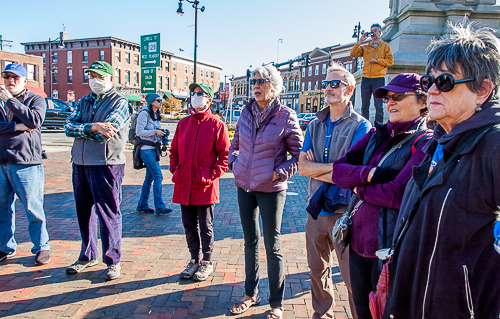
[
  {"xmin": 322, "ymin": 80, "xmax": 348, "ymax": 89},
  {"xmin": 249, "ymin": 79, "xmax": 269, "ymax": 86},
  {"xmin": 2, "ymin": 74, "xmax": 19, "ymax": 80},
  {"xmin": 154, "ymin": 98, "xmax": 162, "ymax": 103},
  {"xmin": 191, "ymin": 91, "xmax": 206, "ymax": 97},
  {"xmin": 420, "ymin": 74, "xmax": 474, "ymax": 92},
  {"xmin": 382, "ymin": 92, "xmax": 416, "ymax": 103}
]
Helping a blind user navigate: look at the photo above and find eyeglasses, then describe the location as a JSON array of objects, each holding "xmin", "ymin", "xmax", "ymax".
[
  {"xmin": 191, "ymin": 91, "xmax": 206, "ymax": 97},
  {"xmin": 154, "ymin": 99, "xmax": 162, "ymax": 103},
  {"xmin": 2, "ymin": 74, "xmax": 19, "ymax": 80},
  {"xmin": 322, "ymin": 80, "xmax": 348, "ymax": 89},
  {"xmin": 249, "ymin": 79, "xmax": 269, "ymax": 86},
  {"xmin": 382, "ymin": 92, "xmax": 416, "ymax": 103},
  {"xmin": 420, "ymin": 74, "xmax": 474, "ymax": 93}
]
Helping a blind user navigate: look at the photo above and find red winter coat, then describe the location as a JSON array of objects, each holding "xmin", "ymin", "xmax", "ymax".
[{"xmin": 169, "ymin": 109, "xmax": 230, "ymax": 205}]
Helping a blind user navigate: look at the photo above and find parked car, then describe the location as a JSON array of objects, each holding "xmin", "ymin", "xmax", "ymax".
[
  {"xmin": 299, "ymin": 113, "xmax": 316, "ymax": 131},
  {"xmin": 297, "ymin": 113, "xmax": 307, "ymax": 119},
  {"xmin": 42, "ymin": 98, "xmax": 74, "ymax": 129},
  {"xmin": 223, "ymin": 108, "xmax": 241, "ymax": 123}
]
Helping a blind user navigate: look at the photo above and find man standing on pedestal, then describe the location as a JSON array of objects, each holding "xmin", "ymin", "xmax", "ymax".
[
  {"xmin": 64, "ymin": 61, "xmax": 131, "ymax": 281},
  {"xmin": 350, "ymin": 23, "xmax": 394, "ymax": 123}
]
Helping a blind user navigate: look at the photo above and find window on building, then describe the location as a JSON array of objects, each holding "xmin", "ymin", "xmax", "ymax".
[
  {"xmin": 344, "ymin": 62, "xmax": 352, "ymax": 73},
  {"xmin": 83, "ymin": 51, "xmax": 88, "ymax": 62},
  {"xmin": 115, "ymin": 68, "xmax": 121, "ymax": 84},
  {"xmin": 53, "ymin": 67, "xmax": 58, "ymax": 83},
  {"xmin": 99, "ymin": 50, "xmax": 105, "ymax": 61},
  {"xmin": 67, "ymin": 51, "xmax": 72, "ymax": 63},
  {"xmin": 125, "ymin": 70, "xmax": 130, "ymax": 85},
  {"xmin": 83, "ymin": 67, "xmax": 88, "ymax": 83},
  {"xmin": 322, "ymin": 63, "xmax": 326, "ymax": 74},
  {"xmin": 134, "ymin": 71, "xmax": 139, "ymax": 86},
  {"xmin": 166, "ymin": 76, "xmax": 170, "ymax": 90},
  {"xmin": 125, "ymin": 52, "xmax": 130, "ymax": 64},
  {"xmin": 314, "ymin": 81, "xmax": 318, "ymax": 90},
  {"xmin": 308, "ymin": 81, "xmax": 311, "ymax": 90},
  {"xmin": 185, "ymin": 65, "xmax": 188, "ymax": 74},
  {"xmin": 52, "ymin": 52, "xmax": 58, "ymax": 63},
  {"xmin": 134, "ymin": 54, "xmax": 139, "ymax": 66},
  {"xmin": 302, "ymin": 82, "xmax": 305, "ymax": 91},
  {"xmin": 67, "ymin": 68, "xmax": 73, "ymax": 83},
  {"xmin": 315, "ymin": 65, "xmax": 319, "ymax": 75},
  {"xmin": 173, "ymin": 76, "xmax": 177, "ymax": 88},
  {"xmin": 295, "ymin": 78, "xmax": 299, "ymax": 90},
  {"xmin": 289, "ymin": 80, "xmax": 293, "ymax": 91},
  {"xmin": 283, "ymin": 81, "xmax": 287, "ymax": 92},
  {"xmin": 26, "ymin": 64, "xmax": 36, "ymax": 81},
  {"xmin": 42, "ymin": 53, "xmax": 46, "ymax": 63},
  {"xmin": 206, "ymin": 70, "xmax": 209, "ymax": 78},
  {"xmin": 302, "ymin": 68, "xmax": 305, "ymax": 77},
  {"xmin": 158, "ymin": 75, "xmax": 162, "ymax": 90},
  {"xmin": 165, "ymin": 61, "xmax": 169, "ymax": 71},
  {"xmin": 191, "ymin": 67, "xmax": 194, "ymax": 75},
  {"xmin": 43, "ymin": 68, "xmax": 46, "ymax": 84},
  {"xmin": 211, "ymin": 71, "xmax": 214, "ymax": 79},
  {"xmin": 308, "ymin": 67, "xmax": 312, "ymax": 76},
  {"xmin": 115, "ymin": 50, "xmax": 121, "ymax": 63},
  {"xmin": 200, "ymin": 69, "xmax": 204, "ymax": 78},
  {"xmin": 184, "ymin": 78, "xmax": 188, "ymax": 89},
  {"xmin": 173, "ymin": 63, "xmax": 177, "ymax": 71}
]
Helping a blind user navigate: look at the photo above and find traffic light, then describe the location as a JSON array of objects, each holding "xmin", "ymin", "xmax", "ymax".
[
  {"xmin": 305, "ymin": 55, "xmax": 310, "ymax": 68},
  {"xmin": 246, "ymin": 69, "xmax": 251, "ymax": 79},
  {"xmin": 289, "ymin": 64, "xmax": 293, "ymax": 71}
]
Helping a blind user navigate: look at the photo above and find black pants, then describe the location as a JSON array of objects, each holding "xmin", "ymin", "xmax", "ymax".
[
  {"xmin": 349, "ymin": 247, "xmax": 380, "ymax": 319},
  {"xmin": 180, "ymin": 204, "xmax": 214, "ymax": 261},
  {"xmin": 361, "ymin": 76, "xmax": 385, "ymax": 124}
]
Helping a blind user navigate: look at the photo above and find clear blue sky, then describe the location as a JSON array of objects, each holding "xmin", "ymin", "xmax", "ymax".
[{"xmin": 2, "ymin": 0, "xmax": 496, "ymax": 79}]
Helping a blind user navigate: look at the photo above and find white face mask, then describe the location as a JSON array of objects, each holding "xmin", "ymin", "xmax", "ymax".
[
  {"xmin": 89, "ymin": 76, "xmax": 112, "ymax": 95},
  {"xmin": 191, "ymin": 95, "xmax": 206, "ymax": 109}
]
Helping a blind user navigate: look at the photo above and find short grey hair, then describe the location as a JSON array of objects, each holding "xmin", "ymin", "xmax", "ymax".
[
  {"xmin": 371, "ymin": 23, "xmax": 382, "ymax": 32},
  {"xmin": 252, "ymin": 65, "xmax": 283, "ymax": 97},
  {"xmin": 426, "ymin": 21, "xmax": 500, "ymax": 99},
  {"xmin": 326, "ymin": 63, "xmax": 356, "ymax": 88}
]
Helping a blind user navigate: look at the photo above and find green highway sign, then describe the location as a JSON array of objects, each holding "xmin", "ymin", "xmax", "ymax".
[
  {"xmin": 141, "ymin": 33, "xmax": 160, "ymax": 68},
  {"xmin": 141, "ymin": 67, "xmax": 157, "ymax": 94}
]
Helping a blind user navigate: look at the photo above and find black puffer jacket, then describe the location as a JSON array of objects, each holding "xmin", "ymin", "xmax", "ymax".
[{"xmin": 384, "ymin": 100, "xmax": 500, "ymax": 319}]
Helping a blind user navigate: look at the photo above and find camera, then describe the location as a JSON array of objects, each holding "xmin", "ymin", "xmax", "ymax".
[
  {"xmin": 363, "ymin": 31, "xmax": 374, "ymax": 37},
  {"xmin": 159, "ymin": 129, "xmax": 170, "ymax": 153}
]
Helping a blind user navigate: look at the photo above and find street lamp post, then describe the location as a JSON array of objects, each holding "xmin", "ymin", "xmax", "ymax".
[
  {"xmin": 352, "ymin": 22, "xmax": 361, "ymax": 73},
  {"xmin": 47, "ymin": 35, "xmax": 65, "ymax": 98},
  {"xmin": 222, "ymin": 74, "xmax": 234, "ymax": 114},
  {"xmin": 277, "ymin": 39, "xmax": 283, "ymax": 64},
  {"xmin": 176, "ymin": 0, "xmax": 205, "ymax": 84}
]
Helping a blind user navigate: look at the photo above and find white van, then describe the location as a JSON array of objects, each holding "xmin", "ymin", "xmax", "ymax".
[{"xmin": 223, "ymin": 109, "xmax": 241, "ymax": 123}]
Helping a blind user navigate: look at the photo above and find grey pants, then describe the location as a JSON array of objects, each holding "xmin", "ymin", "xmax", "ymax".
[
  {"xmin": 237, "ymin": 187, "xmax": 286, "ymax": 309},
  {"xmin": 361, "ymin": 76, "xmax": 385, "ymax": 124}
]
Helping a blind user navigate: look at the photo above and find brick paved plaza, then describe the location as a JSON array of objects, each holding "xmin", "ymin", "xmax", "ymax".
[{"xmin": 0, "ymin": 148, "xmax": 352, "ymax": 319}]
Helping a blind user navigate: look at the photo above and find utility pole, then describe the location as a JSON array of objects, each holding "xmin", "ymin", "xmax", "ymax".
[{"xmin": 0, "ymin": 35, "xmax": 13, "ymax": 51}]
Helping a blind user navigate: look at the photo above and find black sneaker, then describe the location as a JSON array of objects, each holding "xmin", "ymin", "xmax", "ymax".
[
  {"xmin": 0, "ymin": 251, "xmax": 16, "ymax": 262},
  {"xmin": 155, "ymin": 208, "xmax": 172, "ymax": 215},
  {"xmin": 35, "ymin": 250, "xmax": 51, "ymax": 265},
  {"xmin": 136, "ymin": 208, "xmax": 155, "ymax": 214}
]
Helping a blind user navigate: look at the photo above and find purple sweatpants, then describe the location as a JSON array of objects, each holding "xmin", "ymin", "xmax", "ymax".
[{"xmin": 72, "ymin": 164, "xmax": 124, "ymax": 265}]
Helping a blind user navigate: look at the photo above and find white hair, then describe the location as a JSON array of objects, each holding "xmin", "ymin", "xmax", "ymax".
[{"xmin": 252, "ymin": 65, "xmax": 283, "ymax": 97}]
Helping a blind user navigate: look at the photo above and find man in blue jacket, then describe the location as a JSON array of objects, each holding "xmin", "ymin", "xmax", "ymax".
[{"xmin": 0, "ymin": 63, "xmax": 50, "ymax": 265}]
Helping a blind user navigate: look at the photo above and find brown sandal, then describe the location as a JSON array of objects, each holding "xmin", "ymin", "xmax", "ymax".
[
  {"xmin": 267, "ymin": 307, "xmax": 284, "ymax": 319},
  {"xmin": 230, "ymin": 295, "xmax": 261, "ymax": 315}
]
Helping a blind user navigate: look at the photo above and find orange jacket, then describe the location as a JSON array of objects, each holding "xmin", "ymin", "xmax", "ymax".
[{"xmin": 350, "ymin": 40, "xmax": 394, "ymax": 78}]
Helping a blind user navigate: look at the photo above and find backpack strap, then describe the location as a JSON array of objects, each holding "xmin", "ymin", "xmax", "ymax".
[{"xmin": 411, "ymin": 130, "xmax": 432, "ymax": 155}]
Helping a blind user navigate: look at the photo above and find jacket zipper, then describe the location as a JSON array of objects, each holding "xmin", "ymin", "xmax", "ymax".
[
  {"xmin": 462, "ymin": 265, "xmax": 475, "ymax": 319},
  {"xmin": 422, "ymin": 188, "xmax": 452, "ymax": 319}
]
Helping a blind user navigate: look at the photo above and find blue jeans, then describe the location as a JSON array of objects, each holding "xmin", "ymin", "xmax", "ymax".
[
  {"xmin": 0, "ymin": 164, "xmax": 50, "ymax": 254},
  {"xmin": 137, "ymin": 149, "xmax": 166, "ymax": 211}
]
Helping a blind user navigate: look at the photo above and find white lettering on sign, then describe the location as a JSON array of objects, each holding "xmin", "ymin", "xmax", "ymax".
[{"xmin": 148, "ymin": 42, "xmax": 157, "ymax": 53}]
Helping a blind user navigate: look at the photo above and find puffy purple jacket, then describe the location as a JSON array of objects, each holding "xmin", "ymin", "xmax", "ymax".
[{"xmin": 228, "ymin": 99, "xmax": 303, "ymax": 193}]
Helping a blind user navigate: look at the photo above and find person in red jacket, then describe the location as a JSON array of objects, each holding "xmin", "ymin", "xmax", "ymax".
[{"xmin": 169, "ymin": 83, "xmax": 230, "ymax": 281}]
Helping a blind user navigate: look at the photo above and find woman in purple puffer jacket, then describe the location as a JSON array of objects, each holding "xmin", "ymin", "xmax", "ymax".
[{"xmin": 228, "ymin": 65, "xmax": 303, "ymax": 319}]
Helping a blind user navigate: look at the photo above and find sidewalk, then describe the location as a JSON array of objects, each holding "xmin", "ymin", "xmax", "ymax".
[{"xmin": 0, "ymin": 149, "xmax": 352, "ymax": 319}]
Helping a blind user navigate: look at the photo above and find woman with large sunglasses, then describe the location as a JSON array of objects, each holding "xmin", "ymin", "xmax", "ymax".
[
  {"xmin": 331, "ymin": 73, "xmax": 432, "ymax": 318},
  {"xmin": 383, "ymin": 23, "xmax": 500, "ymax": 318},
  {"xmin": 228, "ymin": 65, "xmax": 303, "ymax": 319}
]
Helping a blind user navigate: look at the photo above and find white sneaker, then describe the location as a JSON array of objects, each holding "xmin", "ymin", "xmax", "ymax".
[{"xmin": 194, "ymin": 260, "xmax": 213, "ymax": 281}]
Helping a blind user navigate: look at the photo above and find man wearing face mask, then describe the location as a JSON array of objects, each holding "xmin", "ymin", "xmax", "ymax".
[
  {"xmin": 64, "ymin": 61, "xmax": 131, "ymax": 280},
  {"xmin": 0, "ymin": 63, "xmax": 51, "ymax": 266},
  {"xmin": 170, "ymin": 83, "xmax": 230, "ymax": 281}
]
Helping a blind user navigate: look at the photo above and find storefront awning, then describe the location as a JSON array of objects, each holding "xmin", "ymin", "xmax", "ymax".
[
  {"xmin": 163, "ymin": 93, "xmax": 173, "ymax": 98},
  {"xmin": 173, "ymin": 95, "xmax": 189, "ymax": 100},
  {"xmin": 123, "ymin": 94, "xmax": 142, "ymax": 102},
  {"xmin": 27, "ymin": 87, "xmax": 47, "ymax": 98}
]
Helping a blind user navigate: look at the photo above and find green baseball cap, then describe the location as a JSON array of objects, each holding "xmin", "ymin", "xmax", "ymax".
[
  {"xmin": 85, "ymin": 61, "xmax": 113, "ymax": 76},
  {"xmin": 189, "ymin": 83, "xmax": 214, "ymax": 99}
]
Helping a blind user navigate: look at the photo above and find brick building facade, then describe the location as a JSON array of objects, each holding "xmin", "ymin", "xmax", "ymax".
[
  {"xmin": 21, "ymin": 35, "xmax": 222, "ymax": 106},
  {"xmin": 0, "ymin": 51, "xmax": 45, "ymax": 97}
]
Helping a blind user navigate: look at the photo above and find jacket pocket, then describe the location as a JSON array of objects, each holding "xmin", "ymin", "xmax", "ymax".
[
  {"xmin": 196, "ymin": 167, "xmax": 213, "ymax": 186},
  {"xmin": 462, "ymin": 265, "xmax": 475, "ymax": 319},
  {"xmin": 172, "ymin": 165, "xmax": 182, "ymax": 184}
]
